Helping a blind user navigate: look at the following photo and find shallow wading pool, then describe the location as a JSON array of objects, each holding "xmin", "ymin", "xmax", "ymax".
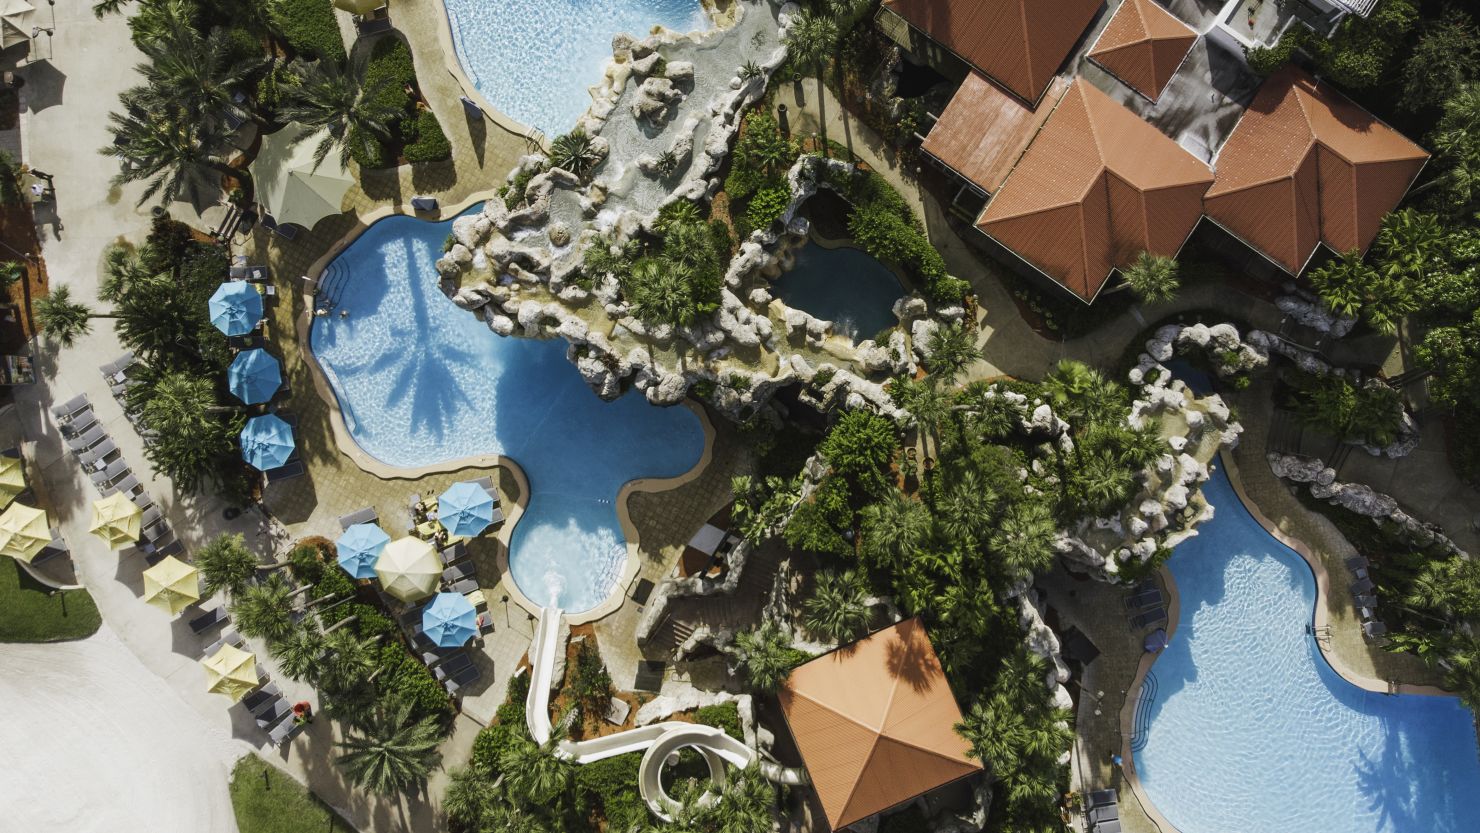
[
  {"xmin": 1136, "ymin": 465, "xmax": 1480, "ymax": 833},
  {"xmin": 771, "ymin": 242, "xmax": 905, "ymax": 342},
  {"xmin": 309, "ymin": 208, "xmax": 705, "ymax": 613}
]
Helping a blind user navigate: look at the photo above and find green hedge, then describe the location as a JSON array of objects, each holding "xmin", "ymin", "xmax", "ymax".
[
  {"xmin": 364, "ymin": 37, "xmax": 415, "ymax": 115},
  {"xmin": 270, "ymin": 0, "xmax": 345, "ymax": 63},
  {"xmin": 355, "ymin": 37, "xmax": 452, "ymax": 167},
  {"xmin": 404, "ymin": 109, "xmax": 451, "ymax": 163},
  {"xmin": 695, "ymin": 703, "xmax": 742, "ymax": 740},
  {"xmin": 842, "ymin": 169, "xmax": 967, "ymax": 305},
  {"xmin": 573, "ymin": 753, "xmax": 646, "ymax": 832}
]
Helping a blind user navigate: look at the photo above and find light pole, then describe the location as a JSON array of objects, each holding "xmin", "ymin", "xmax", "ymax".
[{"xmin": 500, "ymin": 594, "xmax": 510, "ymax": 627}]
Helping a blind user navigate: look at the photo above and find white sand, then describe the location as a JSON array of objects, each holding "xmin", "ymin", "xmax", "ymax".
[{"xmin": 0, "ymin": 628, "xmax": 246, "ymax": 833}]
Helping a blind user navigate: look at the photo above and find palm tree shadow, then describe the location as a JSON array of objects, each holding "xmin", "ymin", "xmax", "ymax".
[{"xmin": 884, "ymin": 627, "xmax": 941, "ymax": 694}]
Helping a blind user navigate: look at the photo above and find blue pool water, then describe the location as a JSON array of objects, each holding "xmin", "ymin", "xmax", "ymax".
[
  {"xmin": 441, "ymin": 0, "xmax": 710, "ymax": 137},
  {"xmin": 772, "ymin": 243, "xmax": 905, "ymax": 342},
  {"xmin": 1137, "ymin": 465, "xmax": 1480, "ymax": 833},
  {"xmin": 309, "ymin": 209, "xmax": 705, "ymax": 613}
]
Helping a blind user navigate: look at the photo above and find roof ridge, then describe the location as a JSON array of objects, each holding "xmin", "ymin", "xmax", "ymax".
[{"xmin": 1016, "ymin": 0, "xmax": 1036, "ymax": 102}]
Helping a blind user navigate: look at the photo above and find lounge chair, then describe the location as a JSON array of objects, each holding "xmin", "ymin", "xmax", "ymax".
[
  {"xmin": 1351, "ymin": 578, "xmax": 1375, "ymax": 594},
  {"xmin": 1093, "ymin": 820, "xmax": 1122, "ymax": 833},
  {"xmin": 78, "ymin": 439, "xmax": 117, "ymax": 468},
  {"xmin": 265, "ymin": 459, "xmax": 305, "ymax": 482},
  {"xmin": 66, "ymin": 425, "xmax": 106, "ymax": 453},
  {"xmin": 240, "ymin": 682, "xmax": 281, "ymax": 713},
  {"xmin": 141, "ymin": 506, "xmax": 163, "ymax": 528},
  {"xmin": 1087, "ymin": 789, "xmax": 1118, "ymax": 809},
  {"xmin": 155, "ymin": 539, "xmax": 184, "ymax": 558},
  {"xmin": 267, "ymin": 717, "xmax": 304, "ymax": 746},
  {"xmin": 1344, "ymin": 556, "xmax": 1369, "ymax": 572},
  {"xmin": 1124, "ymin": 587, "xmax": 1163, "ymax": 610},
  {"xmin": 131, "ymin": 491, "xmax": 155, "ymax": 509},
  {"xmin": 447, "ymin": 578, "xmax": 478, "ymax": 595},
  {"xmin": 202, "ymin": 629, "xmax": 242, "ymax": 657},
  {"xmin": 443, "ymin": 664, "xmax": 481, "ymax": 694},
  {"xmin": 338, "ymin": 507, "xmax": 378, "ymax": 530},
  {"xmin": 438, "ymin": 542, "xmax": 467, "ymax": 566},
  {"xmin": 1363, "ymin": 621, "xmax": 1388, "ymax": 639},
  {"xmin": 442, "ymin": 562, "xmax": 475, "ymax": 584},
  {"xmin": 91, "ymin": 459, "xmax": 129, "ymax": 486},
  {"xmin": 472, "ymin": 475, "xmax": 497, "ymax": 499},
  {"xmin": 1354, "ymin": 594, "xmax": 1378, "ymax": 608},
  {"xmin": 99, "ymin": 352, "xmax": 135, "ymax": 382},
  {"xmin": 254, "ymin": 698, "xmax": 292, "ymax": 730},
  {"xmin": 188, "ymin": 605, "xmax": 229, "ymax": 635},
  {"xmin": 1088, "ymin": 804, "xmax": 1119, "ymax": 824},
  {"xmin": 1129, "ymin": 608, "xmax": 1167, "ymax": 630},
  {"xmin": 489, "ymin": 505, "xmax": 505, "ymax": 526},
  {"xmin": 50, "ymin": 395, "xmax": 90, "ymax": 423},
  {"xmin": 433, "ymin": 654, "xmax": 474, "ymax": 681},
  {"xmin": 111, "ymin": 474, "xmax": 142, "ymax": 497},
  {"xmin": 62, "ymin": 412, "xmax": 99, "ymax": 438}
]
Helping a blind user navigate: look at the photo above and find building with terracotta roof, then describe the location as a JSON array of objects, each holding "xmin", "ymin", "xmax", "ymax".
[
  {"xmin": 778, "ymin": 618, "xmax": 980, "ymax": 831},
  {"xmin": 878, "ymin": 0, "xmax": 1104, "ymax": 104},
  {"xmin": 920, "ymin": 72, "xmax": 1071, "ymax": 196},
  {"xmin": 1203, "ymin": 66, "xmax": 1429, "ymax": 274},
  {"xmin": 976, "ymin": 80, "xmax": 1214, "ymax": 302},
  {"xmin": 1086, "ymin": 0, "xmax": 1197, "ymax": 102}
]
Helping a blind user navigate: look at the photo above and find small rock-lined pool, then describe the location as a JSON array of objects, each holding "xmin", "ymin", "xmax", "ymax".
[
  {"xmin": 441, "ymin": 0, "xmax": 710, "ymax": 136},
  {"xmin": 309, "ymin": 208, "xmax": 704, "ymax": 613},
  {"xmin": 1137, "ymin": 465, "xmax": 1480, "ymax": 833},
  {"xmin": 772, "ymin": 243, "xmax": 905, "ymax": 342}
]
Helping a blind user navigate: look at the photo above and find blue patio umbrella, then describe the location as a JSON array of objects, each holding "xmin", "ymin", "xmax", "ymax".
[
  {"xmin": 208, "ymin": 281, "xmax": 264, "ymax": 337},
  {"xmin": 336, "ymin": 523, "xmax": 389, "ymax": 580},
  {"xmin": 437, "ymin": 481, "xmax": 495, "ymax": 538},
  {"xmin": 421, "ymin": 592, "xmax": 478, "ymax": 648},
  {"xmin": 240, "ymin": 414, "xmax": 295, "ymax": 471},
  {"xmin": 226, "ymin": 348, "xmax": 283, "ymax": 405}
]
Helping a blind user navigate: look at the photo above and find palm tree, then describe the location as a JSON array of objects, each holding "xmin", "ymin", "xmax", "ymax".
[
  {"xmin": 859, "ymin": 490, "xmax": 932, "ymax": 569},
  {"xmin": 925, "ymin": 323, "xmax": 982, "ymax": 382},
  {"xmin": 1116, "ymin": 250, "xmax": 1180, "ymax": 304},
  {"xmin": 319, "ymin": 628, "xmax": 378, "ymax": 698},
  {"xmin": 196, "ymin": 533, "xmax": 258, "ymax": 597},
  {"xmin": 335, "ymin": 697, "xmax": 444, "ymax": 797},
  {"xmin": 784, "ymin": 12, "xmax": 840, "ymax": 149},
  {"xmin": 733, "ymin": 114, "xmax": 795, "ymax": 178},
  {"xmin": 662, "ymin": 221, "xmax": 721, "ymax": 273},
  {"xmin": 1075, "ymin": 451, "xmax": 1137, "ymax": 514},
  {"xmin": 279, "ymin": 58, "xmax": 398, "ymax": 171},
  {"xmin": 441, "ymin": 766, "xmax": 499, "ymax": 830},
  {"xmin": 270, "ymin": 620, "xmax": 325, "ymax": 683},
  {"xmin": 548, "ymin": 129, "xmax": 604, "ymax": 180},
  {"xmin": 1308, "ymin": 249, "xmax": 1417, "ymax": 335},
  {"xmin": 498, "ymin": 723, "xmax": 574, "ymax": 806},
  {"xmin": 935, "ymin": 470, "xmax": 996, "ymax": 547},
  {"xmin": 891, "ymin": 375, "xmax": 950, "ymax": 456},
  {"xmin": 988, "ymin": 500, "xmax": 1058, "ymax": 583},
  {"xmin": 102, "ymin": 94, "xmax": 240, "ymax": 207},
  {"xmin": 231, "ymin": 573, "xmax": 298, "ymax": 642},
  {"xmin": 35, "ymin": 285, "xmax": 106, "ymax": 347},
  {"xmin": 731, "ymin": 620, "xmax": 802, "ymax": 694},
  {"xmin": 129, "ymin": 371, "xmax": 242, "ymax": 494},
  {"xmin": 624, "ymin": 256, "xmax": 703, "ymax": 328},
  {"xmin": 1042, "ymin": 359, "xmax": 1118, "ymax": 428},
  {"xmin": 802, "ymin": 569, "xmax": 872, "ymax": 644},
  {"xmin": 134, "ymin": 13, "xmax": 266, "ymax": 128}
]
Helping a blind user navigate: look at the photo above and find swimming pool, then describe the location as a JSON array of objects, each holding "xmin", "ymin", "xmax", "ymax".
[
  {"xmin": 441, "ymin": 0, "xmax": 710, "ymax": 137},
  {"xmin": 1136, "ymin": 465, "xmax": 1480, "ymax": 833},
  {"xmin": 309, "ymin": 209, "xmax": 705, "ymax": 613},
  {"xmin": 771, "ymin": 243, "xmax": 905, "ymax": 342}
]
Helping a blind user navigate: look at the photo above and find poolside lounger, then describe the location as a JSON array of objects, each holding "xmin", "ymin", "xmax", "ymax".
[
  {"xmin": 91, "ymin": 459, "xmax": 129, "ymax": 486},
  {"xmin": 1092, "ymin": 819, "xmax": 1122, "ymax": 833},
  {"xmin": 266, "ymin": 459, "xmax": 306, "ymax": 482},
  {"xmin": 1344, "ymin": 556, "xmax": 1369, "ymax": 572},
  {"xmin": 1129, "ymin": 608, "xmax": 1166, "ymax": 630},
  {"xmin": 433, "ymin": 654, "xmax": 474, "ymax": 681},
  {"xmin": 444, "ymin": 664, "xmax": 481, "ymax": 694},
  {"xmin": 1354, "ymin": 594, "xmax": 1378, "ymax": 608},
  {"xmin": 142, "ymin": 520, "xmax": 171, "ymax": 542},
  {"xmin": 1087, "ymin": 789, "xmax": 1118, "ymax": 809},
  {"xmin": 240, "ymin": 682, "xmax": 282, "ymax": 713},
  {"xmin": 1350, "ymin": 566, "xmax": 1369, "ymax": 580},
  {"xmin": 188, "ymin": 605, "xmax": 229, "ymax": 635},
  {"xmin": 131, "ymin": 490, "xmax": 155, "ymax": 509},
  {"xmin": 202, "ymin": 629, "xmax": 243, "ymax": 658},
  {"xmin": 338, "ymin": 507, "xmax": 379, "ymax": 530},
  {"xmin": 420, "ymin": 645, "xmax": 461, "ymax": 666},
  {"xmin": 411, "ymin": 196, "xmax": 438, "ymax": 212},
  {"xmin": 141, "ymin": 506, "xmax": 163, "ymax": 528},
  {"xmin": 472, "ymin": 475, "xmax": 497, "ymax": 499},
  {"xmin": 78, "ymin": 439, "xmax": 118, "ymax": 468},
  {"xmin": 267, "ymin": 717, "xmax": 304, "ymax": 746},
  {"xmin": 442, "ymin": 562, "xmax": 475, "ymax": 584},
  {"xmin": 99, "ymin": 352, "xmax": 135, "ymax": 381},
  {"xmin": 67, "ymin": 425, "xmax": 106, "ymax": 453},
  {"xmin": 62, "ymin": 411, "xmax": 99, "ymax": 438},
  {"xmin": 447, "ymin": 578, "xmax": 478, "ymax": 595},
  {"xmin": 50, "ymin": 395, "xmax": 90, "ymax": 423},
  {"xmin": 1124, "ymin": 588, "xmax": 1163, "ymax": 610},
  {"xmin": 254, "ymin": 698, "xmax": 292, "ymax": 730},
  {"xmin": 1351, "ymin": 578, "xmax": 1375, "ymax": 594},
  {"xmin": 111, "ymin": 475, "xmax": 142, "ymax": 497},
  {"xmin": 1363, "ymin": 621, "xmax": 1388, "ymax": 639},
  {"xmin": 489, "ymin": 505, "xmax": 505, "ymax": 526},
  {"xmin": 1088, "ymin": 804, "xmax": 1119, "ymax": 824},
  {"xmin": 438, "ymin": 542, "xmax": 467, "ymax": 566},
  {"xmin": 155, "ymin": 539, "xmax": 184, "ymax": 559}
]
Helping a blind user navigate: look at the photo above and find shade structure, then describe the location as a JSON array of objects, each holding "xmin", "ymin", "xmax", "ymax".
[
  {"xmin": 201, "ymin": 643, "xmax": 259, "ymax": 702},
  {"xmin": 437, "ymin": 481, "xmax": 495, "ymax": 538},
  {"xmin": 208, "ymin": 281, "xmax": 264, "ymax": 337},
  {"xmin": 0, "ymin": 454, "xmax": 25, "ymax": 509},
  {"xmin": 778, "ymin": 618, "xmax": 981, "ymax": 830},
  {"xmin": 336, "ymin": 522, "xmax": 390, "ymax": 580},
  {"xmin": 0, "ymin": 0, "xmax": 33, "ymax": 50},
  {"xmin": 240, "ymin": 414, "xmax": 295, "ymax": 471},
  {"xmin": 333, "ymin": 0, "xmax": 383, "ymax": 14},
  {"xmin": 90, "ymin": 492, "xmax": 143, "ymax": 549},
  {"xmin": 421, "ymin": 592, "xmax": 478, "ymax": 647},
  {"xmin": 255, "ymin": 122, "xmax": 356, "ymax": 229},
  {"xmin": 227, "ymin": 348, "xmax": 283, "ymax": 405},
  {"xmin": 142, "ymin": 556, "xmax": 200, "ymax": 616},
  {"xmin": 0, "ymin": 502, "xmax": 49, "ymax": 563},
  {"xmin": 375, "ymin": 537, "xmax": 440, "ymax": 603}
]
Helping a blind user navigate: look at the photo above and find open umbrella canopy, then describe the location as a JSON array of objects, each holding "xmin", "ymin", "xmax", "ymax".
[
  {"xmin": 227, "ymin": 348, "xmax": 283, "ymax": 405},
  {"xmin": 208, "ymin": 281, "xmax": 264, "ymax": 337},
  {"xmin": 254, "ymin": 122, "xmax": 356, "ymax": 228},
  {"xmin": 142, "ymin": 556, "xmax": 200, "ymax": 616},
  {"xmin": 0, "ymin": 0, "xmax": 33, "ymax": 49},
  {"xmin": 337, "ymin": 522, "xmax": 390, "ymax": 580},
  {"xmin": 332, "ymin": 0, "xmax": 383, "ymax": 14},
  {"xmin": 421, "ymin": 592, "xmax": 478, "ymax": 647},
  {"xmin": 374, "ymin": 537, "xmax": 440, "ymax": 603},
  {"xmin": 201, "ymin": 643, "xmax": 259, "ymax": 702},
  {"xmin": 0, "ymin": 502, "xmax": 49, "ymax": 563},
  {"xmin": 241, "ymin": 414, "xmax": 295, "ymax": 471},
  {"xmin": 0, "ymin": 454, "xmax": 25, "ymax": 509},
  {"xmin": 90, "ymin": 492, "xmax": 142, "ymax": 549},
  {"xmin": 437, "ymin": 481, "xmax": 495, "ymax": 538}
]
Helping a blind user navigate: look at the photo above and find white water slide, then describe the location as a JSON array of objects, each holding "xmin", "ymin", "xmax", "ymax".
[{"xmin": 525, "ymin": 607, "xmax": 803, "ymax": 820}]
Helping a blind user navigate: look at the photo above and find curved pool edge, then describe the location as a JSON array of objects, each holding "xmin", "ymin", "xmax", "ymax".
[
  {"xmin": 1117, "ymin": 449, "xmax": 1460, "ymax": 833},
  {"xmin": 295, "ymin": 201, "xmax": 718, "ymax": 624}
]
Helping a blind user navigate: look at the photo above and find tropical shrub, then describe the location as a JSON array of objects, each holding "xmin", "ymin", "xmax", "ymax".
[
  {"xmin": 694, "ymin": 703, "xmax": 742, "ymax": 740},
  {"xmin": 746, "ymin": 186, "xmax": 790, "ymax": 233},
  {"xmin": 269, "ymin": 0, "xmax": 345, "ymax": 62},
  {"xmin": 403, "ymin": 109, "xmax": 451, "ymax": 163},
  {"xmin": 548, "ymin": 129, "xmax": 604, "ymax": 180}
]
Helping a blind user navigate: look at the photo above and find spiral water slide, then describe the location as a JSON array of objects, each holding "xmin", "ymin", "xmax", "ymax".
[{"xmin": 525, "ymin": 607, "xmax": 804, "ymax": 820}]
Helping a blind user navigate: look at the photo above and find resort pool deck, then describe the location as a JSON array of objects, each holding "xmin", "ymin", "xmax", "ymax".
[
  {"xmin": 308, "ymin": 209, "xmax": 706, "ymax": 614},
  {"xmin": 441, "ymin": 0, "xmax": 710, "ymax": 137},
  {"xmin": 1135, "ymin": 465, "xmax": 1480, "ymax": 833},
  {"xmin": 771, "ymin": 242, "xmax": 905, "ymax": 342}
]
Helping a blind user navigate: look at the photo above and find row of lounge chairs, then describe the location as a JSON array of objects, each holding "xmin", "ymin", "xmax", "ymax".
[
  {"xmin": 1347, "ymin": 556, "xmax": 1389, "ymax": 642},
  {"xmin": 207, "ymin": 628, "xmax": 304, "ymax": 746},
  {"xmin": 399, "ymin": 594, "xmax": 488, "ymax": 696},
  {"xmin": 1086, "ymin": 788, "xmax": 1120, "ymax": 833}
]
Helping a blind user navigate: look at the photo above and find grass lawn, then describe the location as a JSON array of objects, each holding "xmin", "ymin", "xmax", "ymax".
[
  {"xmin": 230, "ymin": 755, "xmax": 356, "ymax": 833},
  {"xmin": 0, "ymin": 558, "xmax": 100, "ymax": 642}
]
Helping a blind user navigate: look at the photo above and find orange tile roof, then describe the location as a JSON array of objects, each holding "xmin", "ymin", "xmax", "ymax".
[
  {"xmin": 1204, "ymin": 66, "xmax": 1429, "ymax": 274},
  {"xmin": 1087, "ymin": 0, "xmax": 1197, "ymax": 101},
  {"xmin": 976, "ymin": 80, "xmax": 1213, "ymax": 301},
  {"xmin": 921, "ymin": 73, "xmax": 1071, "ymax": 193},
  {"xmin": 778, "ymin": 618, "xmax": 980, "ymax": 831},
  {"xmin": 884, "ymin": 0, "xmax": 1102, "ymax": 103}
]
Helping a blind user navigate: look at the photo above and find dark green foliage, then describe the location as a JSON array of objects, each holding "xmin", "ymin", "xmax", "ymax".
[
  {"xmin": 568, "ymin": 640, "xmax": 614, "ymax": 721},
  {"xmin": 1403, "ymin": 10, "xmax": 1480, "ymax": 112},
  {"xmin": 1246, "ymin": 0, "xmax": 1417, "ymax": 89},
  {"xmin": 842, "ymin": 171, "xmax": 967, "ymax": 304},
  {"xmin": 694, "ymin": 703, "xmax": 743, "ymax": 740},
  {"xmin": 404, "ymin": 109, "xmax": 451, "ymax": 163},
  {"xmin": 1287, "ymin": 370, "xmax": 1405, "ymax": 447},
  {"xmin": 363, "ymin": 37, "xmax": 415, "ymax": 115},
  {"xmin": 746, "ymin": 185, "xmax": 791, "ymax": 232},
  {"xmin": 0, "ymin": 150, "xmax": 23, "ymax": 205},
  {"xmin": 818, "ymin": 409, "xmax": 898, "ymax": 497},
  {"xmin": 548, "ymin": 129, "xmax": 604, "ymax": 179},
  {"xmin": 270, "ymin": 0, "xmax": 345, "ymax": 62},
  {"xmin": 572, "ymin": 754, "xmax": 646, "ymax": 832}
]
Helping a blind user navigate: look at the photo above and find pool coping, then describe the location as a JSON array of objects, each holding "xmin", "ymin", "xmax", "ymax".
[
  {"xmin": 1117, "ymin": 449, "xmax": 1457, "ymax": 833},
  {"xmin": 295, "ymin": 197, "xmax": 718, "ymax": 626}
]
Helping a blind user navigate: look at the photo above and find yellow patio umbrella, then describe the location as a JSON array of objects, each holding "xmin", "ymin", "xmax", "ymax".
[
  {"xmin": 0, "ymin": 0, "xmax": 34, "ymax": 50},
  {"xmin": 201, "ymin": 643, "xmax": 259, "ymax": 702},
  {"xmin": 142, "ymin": 556, "xmax": 200, "ymax": 616},
  {"xmin": 0, "ymin": 502, "xmax": 49, "ymax": 563},
  {"xmin": 332, "ymin": 0, "xmax": 383, "ymax": 14},
  {"xmin": 0, "ymin": 455, "xmax": 24, "ymax": 509},
  {"xmin": 374, "ymin": 537, "xmax": 440, "ymax": 603},
  {"xmin": 90, "ymin": 492, "xmax": 143, "ymax": 549}
]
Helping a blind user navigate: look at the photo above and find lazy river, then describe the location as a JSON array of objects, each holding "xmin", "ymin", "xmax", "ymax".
[
  {"xmin": 1135, "ymin": 464, "xmax": 1480, "ymax": 833},
  {"xmin": 309, "ymin": 209, "xmax": 705, "ymax": 613}
]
